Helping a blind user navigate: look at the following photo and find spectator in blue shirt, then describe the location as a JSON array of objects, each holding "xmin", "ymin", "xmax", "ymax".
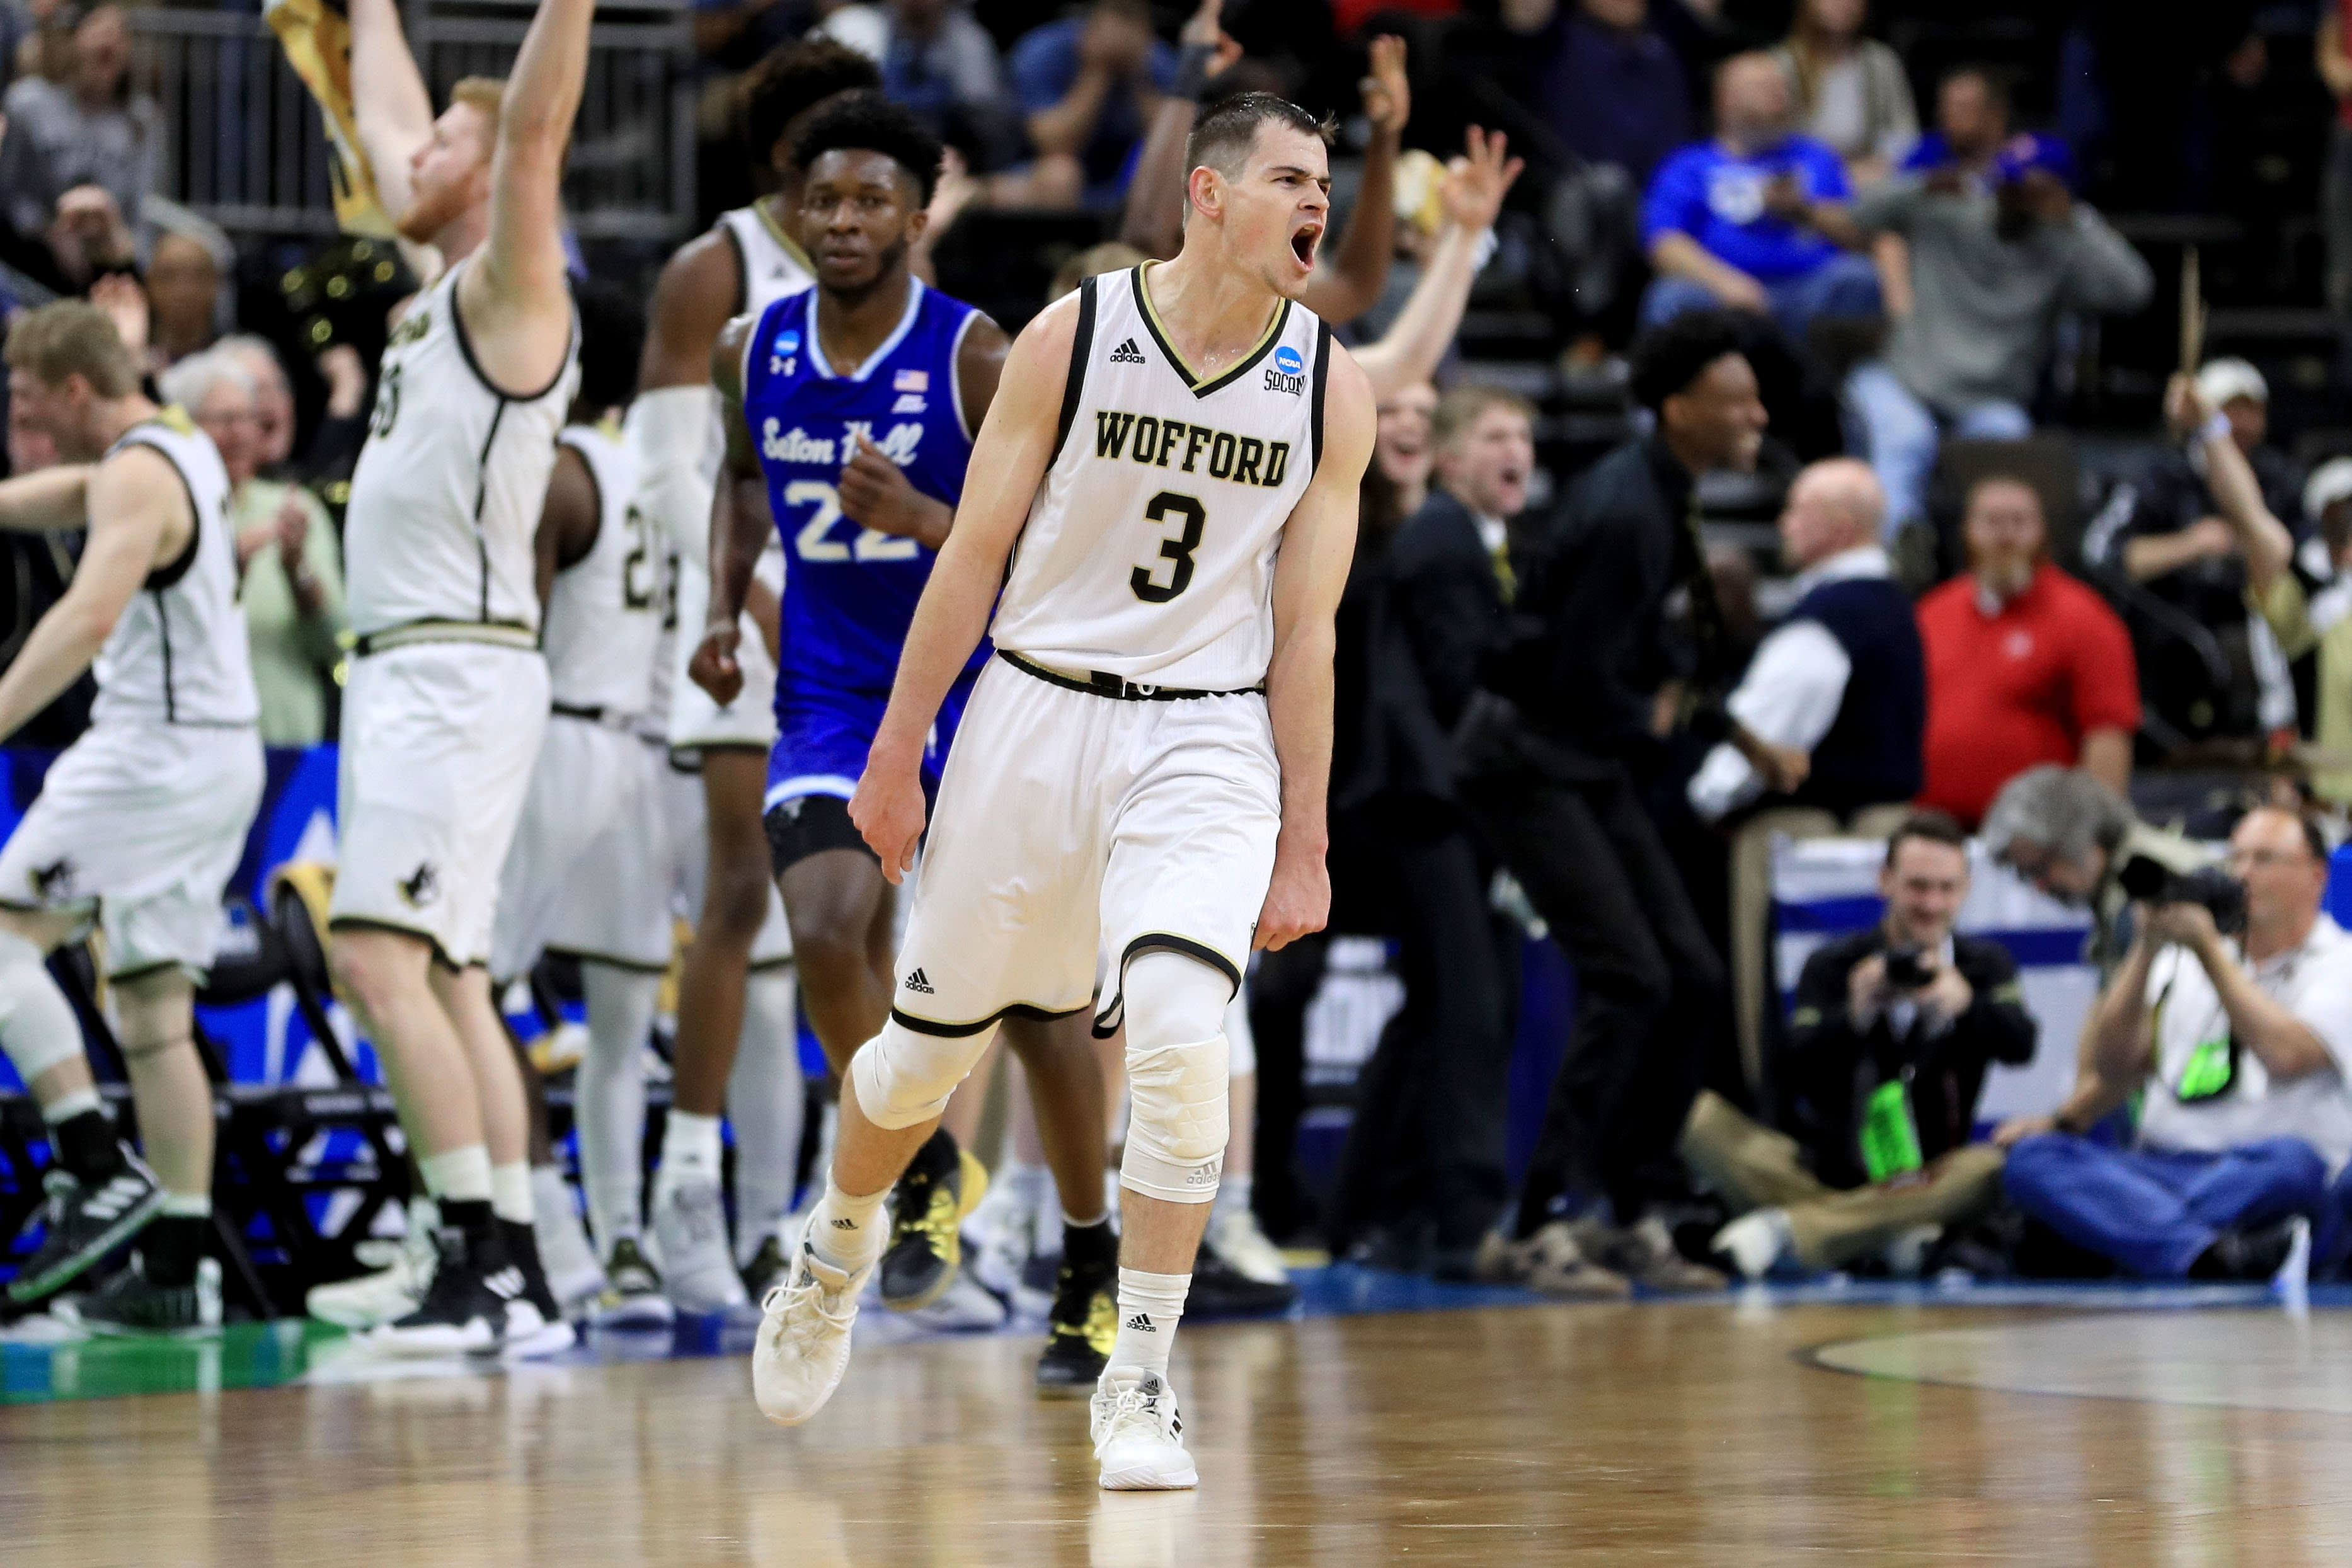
[
  {"xmin": 1639, "ymin": 51, "xmax": 1881, "ymax": 341},
  {"xmin": 1009, "ymin": 0, "xmax": 1176, "ymax": 212},
  {"xmin": 1900, "ymin": 67, "xmax": 2012, "ymax": 188}
]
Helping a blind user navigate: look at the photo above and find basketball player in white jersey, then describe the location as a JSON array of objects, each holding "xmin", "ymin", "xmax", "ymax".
[
  {"xmin": 626, "ymin": 40, "xmax": 874, "ymax": 1312},
  {"xmin": 0, "ymin": 302, "xmax": 265, "ymax": 1334},
  {"xmin": 753, "ymin": 93, "xmax": 1374, "ymax": 1491},
  {"xmin": 326, "ymin": 0, "xmax": 590, "ymax": 1354}
]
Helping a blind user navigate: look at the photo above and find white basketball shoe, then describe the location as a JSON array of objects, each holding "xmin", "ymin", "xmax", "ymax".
[
  {"xmin": 1091, "ymin": 1366, "xmax": 1198, "ymax": 1491},
  {"xmin": 751, "ymin": 1219, "xmax": 869, "ymax": 1426}
]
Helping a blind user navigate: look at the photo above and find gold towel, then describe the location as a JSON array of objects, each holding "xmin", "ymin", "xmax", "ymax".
[{"xmin": 263, "ymin": 0, "xmax": 395, "ymax": 238}]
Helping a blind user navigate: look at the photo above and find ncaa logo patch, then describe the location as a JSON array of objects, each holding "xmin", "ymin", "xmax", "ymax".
[{"xmin": 1265, "ymin": 342, "xmax": 1306, "ymax": 396}]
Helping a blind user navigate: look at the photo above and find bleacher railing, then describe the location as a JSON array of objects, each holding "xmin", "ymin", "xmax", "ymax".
[{"xmin": 127, "ymin": 0, "xmax": 698, "ymax": 243}]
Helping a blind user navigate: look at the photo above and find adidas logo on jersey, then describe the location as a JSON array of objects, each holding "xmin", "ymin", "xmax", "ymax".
[
  {"xmin": 1108, "ymin": 336, "xmax": 1148, "ymax": 365},
  {"xmin": 904, "ymin": 968, "xmax": 936, "ymax": 994},
  {"xmin": 1123, "ymin": 1313, "xmax": 1156, "ymax": 1332}
]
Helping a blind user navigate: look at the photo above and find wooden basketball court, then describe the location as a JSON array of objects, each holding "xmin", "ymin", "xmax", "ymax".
[{"xmin": 9, "ymin": 1281, "xmax": 2352, "ymax": 1564}]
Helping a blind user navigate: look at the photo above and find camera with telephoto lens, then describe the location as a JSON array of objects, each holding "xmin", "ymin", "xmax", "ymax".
[
  {"xmin": 1881, "ymin": 944, "xmax": 1934, "ymax": 990},
  {"xmin": 2116, "ymin": 854, "xmax": 2247, "ymax": 936}
]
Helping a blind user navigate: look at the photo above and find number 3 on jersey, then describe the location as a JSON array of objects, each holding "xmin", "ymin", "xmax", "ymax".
[
  {"xmin": 787, "ymin": 479, "xmax": 919, "ymax": 563},
  {"xmin": 1131, "ymin": 490, "xmax": 1205, "ymax": 604}
]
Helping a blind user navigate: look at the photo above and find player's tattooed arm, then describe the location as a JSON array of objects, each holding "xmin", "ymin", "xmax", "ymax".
[
  {"xmin": 851, "ymin": 295, "xmax": 1078, "ymax": 882},
  {"xmin": 0, "ymin": 464, "xmax": 93, "ymax": 534},
  {"xmin": 0, "ymin": 447, "xmax": 182, "ymax": 740},
  {"xmin": 1254, "ymin": 342, "xmax": 1374, "ymax": 951},
  {"xmin": 690, "ymin": 312, "xmax": 776, "ymax": 704},
  {"xmin": 835, "ymin": 314, "xmax": 1009, "ymax": 551}
]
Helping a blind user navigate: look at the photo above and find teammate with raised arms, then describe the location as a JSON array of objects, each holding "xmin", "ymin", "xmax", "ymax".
[
  {"xmin": 0, "ymin": 305, "xmax": 264, "ymax": 1334},
  {"xmin": 747, "ymin": 93, "xmax": 1374, "ymax": 1490},
  {"xmin": 324, "ymin": 0, "xmax": 591, "ymax": 1355}
]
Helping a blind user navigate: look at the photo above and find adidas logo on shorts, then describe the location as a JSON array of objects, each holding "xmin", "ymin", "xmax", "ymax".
[
  {"xmin": 904, "ymin": 968, "xmax": 935, "ymax": 994},
  {"xmin": 1123, "ymin": 1313, "xmax": 1156, "ymax": 1332},
  {"xmin": 1108, "ymin": 336, "xmax": 1147, "ymax": 365}
]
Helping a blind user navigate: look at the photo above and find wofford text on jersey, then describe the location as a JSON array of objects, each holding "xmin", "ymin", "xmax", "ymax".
[{"xmin": 1091, "ymin": 410, "xmax": 1294, "ymax": 489}]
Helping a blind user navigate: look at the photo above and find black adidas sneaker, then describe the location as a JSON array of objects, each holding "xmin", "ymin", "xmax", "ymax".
[
  {"xmin": 1035, "ymin": 1220, "xmax": 1118, "ymax": 1399},
  {"xmin": 370, "ymin": 1225, "xmax": 524, "ymax": 1357},
  {"xmin": 879, "ymin": 1128, "xmax": 987, "ymax": 1310},
  {"xmin": 8, "ymin": 1154, "xmax": 165, "ymax": 1305}
]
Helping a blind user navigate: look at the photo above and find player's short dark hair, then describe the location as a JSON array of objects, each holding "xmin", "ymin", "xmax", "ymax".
[
  {"xmin": 1185, "ymin": 91, "xmax": 1331, "ymax": 180},
  {"xmin": 573, "ymin": 278, "xmax": 644, "ymax": 416},
  {"xmin": 1884, "ymin": 810, "xmax": 1968, "ymax": 869},
  {"xmin": 1626, "ymin": 308, "xmax": 1750, "ymax": 412},
  {"xmin": 790, "ymin": 92, "xmax": 943, "ymax": 207},
  {"xmin": 743, "ymin": 37, "xmax": 881, "ymax": 166}
]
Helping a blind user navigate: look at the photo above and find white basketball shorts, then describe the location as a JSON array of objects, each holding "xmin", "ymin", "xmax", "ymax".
[
  {"xmin": 888, "ymin": 653, "xmax": 1280, "ymax": 1040},
  {"xmin": 0, "ymin": 719, "xmax": 263, "ymax": 979},
  {"xmin": 329, "ymin": 641, "xmax": 549, "ymax": 968},
  {"xmin": 491, "ymin": 718, "xmax": 676, "ymax": 978},
  {"xmin": 667, "ymin": 549, "xmax": 781, "ymax": 755},
  {"xmin": 663, "ymin": 757, "xmax": 795, "ymax": 966}
]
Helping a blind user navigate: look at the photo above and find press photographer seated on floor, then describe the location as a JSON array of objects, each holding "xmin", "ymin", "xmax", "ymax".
[
  {"xmin": 1998, "ymin": 806, "xmax": 2352, "ymax": 1281},
  {"xmin": 1687, "ymin": 811, "xmax": 2036, "ymax": 1279}
]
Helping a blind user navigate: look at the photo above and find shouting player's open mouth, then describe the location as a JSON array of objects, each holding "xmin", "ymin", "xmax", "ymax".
[{"xmin": 1289, "ymin": 219, "xmax": 1323, "ymax": 273}]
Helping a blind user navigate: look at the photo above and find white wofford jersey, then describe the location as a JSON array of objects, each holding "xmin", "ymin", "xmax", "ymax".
[
  {"xmin": 344, "ymin": 260, "xmax": 582, "ymax": 637},
  {"xmin": 91, "ymin": 409, "xmax": 258, "ymax": 728},
  {"xmin": 544, "ymin": 423, "xmax": 660, "ymax": 717},
  {"xmin": 992, "ymin": 264, "xmax": 1331, "ymax": 689}
]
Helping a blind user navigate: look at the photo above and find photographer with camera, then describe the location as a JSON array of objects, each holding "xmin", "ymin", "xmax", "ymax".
[
  {"xmin": 1980, "ymin": 764, "xmax": 2212, "ymax": 980},
  {"xmin": 1692, "ymin": 812, "xmax": 2035, "ymax": 1278},
  {"xmin": 1998, "ymin": 806, "xmax": 2352, "ymax": 1279}
]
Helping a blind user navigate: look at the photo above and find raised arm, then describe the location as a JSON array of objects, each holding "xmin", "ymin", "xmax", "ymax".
[
  {"xmin": 2169, "ymin": 372, "xmax": 2294, "ymax": 594},
  {"xmin": 348, "ymin": 0, "xmax": 437, "ymax": 226},
  {"xmin": 1296, "ymin": 35, "xmax": 1408, "ymax": 326},
  {"xmin": 849, "ymin": 295, "xmax": 1079, "ymax": 881},
  {"xmin": 0, "ymin": 464, "xmax": 92, "ymax": 533},
  {"xmin": 1255, "ymin": 344, "xmax": 1374, "ymax": 951},
  {"xmin": 1351, "ymin": 127, "xmax": 1520, "ymax": 402},
  {"xmin": 1116, "ymin": 0, "xmax": 1241, "ymax": 259},
  {"xmin": 0, "ymin": 449, "xmax": 182, "ymax": 740},
  {"xmin": 459, "ymin": 0, "xmax": 594, "ymax": 390}
]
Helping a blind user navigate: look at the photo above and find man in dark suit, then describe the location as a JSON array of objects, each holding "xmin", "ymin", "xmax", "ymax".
[
  {"xmin": 1694, "ymin": 811, "xmax": 2034, "ymax": 1278},
  {"xmin": 1334, "ymin": 384, "xmax": 1569, "ymax": 1287},
  {"xmin": 1451, "ymin": 310, "xmax": 1771, "ymax": 1291}
]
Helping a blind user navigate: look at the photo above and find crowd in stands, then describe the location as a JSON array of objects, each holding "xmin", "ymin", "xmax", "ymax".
[{"xmin": 13, "ymin": 0, "xmax": 2352, "ymax": 1303}]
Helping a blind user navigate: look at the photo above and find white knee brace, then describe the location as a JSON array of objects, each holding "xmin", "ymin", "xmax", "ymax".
[
  {"xmin": 0, "ymin": 929, "xmax": 82, "ymax": 1085},
  {"xmin": 1118, "ymin": 951, "xmax": 1234, "ymax": 1203},
  {"xmin": 848, "ymin": 1016, "xmax": 997, "ymax": 1131}
]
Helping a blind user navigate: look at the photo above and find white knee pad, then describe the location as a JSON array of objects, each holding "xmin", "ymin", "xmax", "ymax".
[
  {"xmin": 1118, "ymin": 951, "xmax": 1235, "ymax": 1203},
  {"xmin": 0, "ymin": 929, "xmax": 82, "ymax": 1084},
  {"xmin": 847, "ymin": 1017, "xmax": 997, "ymax": 1131}
]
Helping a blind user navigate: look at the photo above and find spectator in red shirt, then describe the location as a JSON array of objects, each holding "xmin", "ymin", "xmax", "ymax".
[{"xmin": 1916, "ymin": 475, "xmax": 2140, "ymax": 825}]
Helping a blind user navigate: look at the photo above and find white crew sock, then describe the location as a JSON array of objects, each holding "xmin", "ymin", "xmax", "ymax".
[
  {"xmin": 578, "ymin": 964, "xmax": 659, "ymax": 1252},
  {"xmin": 419, "ymin": 1145, "xmax": 493, "ymax": 1204},
  {"xmin": 1110, "ymin": 1266, "xmax": 1190, "ymax": 1378},
  {"xmin": 662, "ymin": 1110, "xmax": 725, "ymax": 1189},
  {"xmin": 1212, "ymin": 1173, "xmax": 1253, "ymax": 1227},
  {"xmin": 490, "ymin": 1160, "xmax": 534, "ymax": 1225},
  {"xmin": 728, "ymin": 968, "xmax": 806, "ymax": 1265},
  {"xmin": 806, "ymin": 1176, "xmax": 888, "ymax": 1275}
]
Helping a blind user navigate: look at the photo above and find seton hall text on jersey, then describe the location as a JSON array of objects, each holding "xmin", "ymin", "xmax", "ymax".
[
  {"xmin": 1090, "ymin": 409, "xmax": 1292, "ymax": 489},
  {"xmin": 760, "ymin": 418, "xmax": 924, "ymax": 467}
]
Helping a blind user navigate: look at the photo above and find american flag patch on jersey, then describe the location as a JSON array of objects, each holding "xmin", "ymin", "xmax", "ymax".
[{"xmin": 895, "ymin": 369, "xmax": 929, "ymax": 392}]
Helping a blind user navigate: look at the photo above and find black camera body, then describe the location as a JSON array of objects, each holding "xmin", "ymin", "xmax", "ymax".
[
  {"xmin": 1882, "ymin": 944, "xmax": 1934, "ymax": 990},
  {"xmin": 2116, "ymin": 854, "xmax": 2248, "ymax": 936}
]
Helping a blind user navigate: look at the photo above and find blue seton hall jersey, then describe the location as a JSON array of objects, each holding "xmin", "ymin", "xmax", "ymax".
[{"xmin": 742, "ymin": 277, "xmax": 988, "ymax": 806}]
